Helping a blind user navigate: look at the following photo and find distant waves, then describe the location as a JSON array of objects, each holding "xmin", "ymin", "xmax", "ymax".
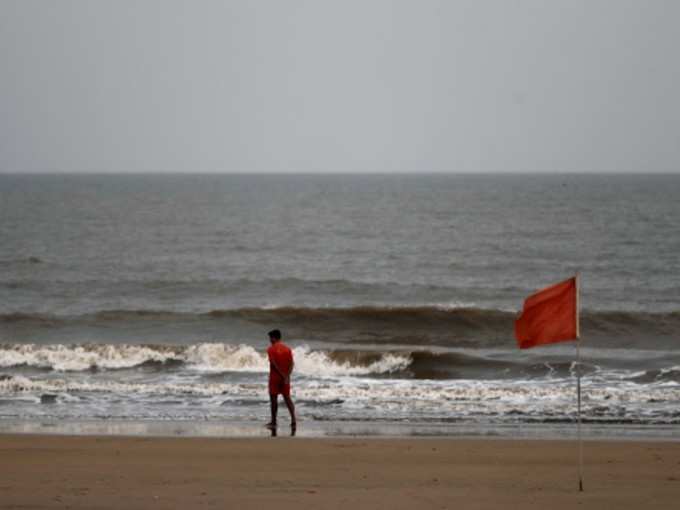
[{"xmin": 2, "ymin": 306, "xmax": 679, "ymax": 349}]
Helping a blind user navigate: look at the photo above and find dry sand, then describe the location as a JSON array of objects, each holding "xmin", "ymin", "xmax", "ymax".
[{"xmin": 1, "ymin": 434, "xmax": 679, "ymax": 509}]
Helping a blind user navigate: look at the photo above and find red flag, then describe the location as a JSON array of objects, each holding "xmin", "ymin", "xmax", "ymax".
[{"xmin": 515, "ymin": 276, "xmax": 578, "ymax": 349}]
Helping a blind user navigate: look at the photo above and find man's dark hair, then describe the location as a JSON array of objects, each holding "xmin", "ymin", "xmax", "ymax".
[{"xmin": 268, "ymin": 329, "xmax": 282, "ymax": 340}]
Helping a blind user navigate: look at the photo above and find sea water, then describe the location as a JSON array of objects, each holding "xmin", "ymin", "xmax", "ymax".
[{"xmin": 1, "ymin": 174, "xmax": 679, "ymax": 436}]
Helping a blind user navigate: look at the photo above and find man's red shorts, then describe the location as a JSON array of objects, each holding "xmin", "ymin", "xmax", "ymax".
[{"xmin": 269, "ymin": 374, "xmax": 290, "ymax": 397}]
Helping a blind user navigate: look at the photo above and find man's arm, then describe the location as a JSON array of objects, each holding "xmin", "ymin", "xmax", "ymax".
[
  {"xmin": 286, "ymin": 360, "xmax": 294, "ymax": 384},
  {"xmin": 270, "ymin": 358, "xmax": 293, "ymax": 384}
]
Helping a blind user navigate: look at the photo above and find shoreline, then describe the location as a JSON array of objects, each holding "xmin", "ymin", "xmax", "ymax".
[
  {"xmin": 2, "ymin": 434, "xmax": 679, "ymax": 509},
  {"xmin": 1, "ymin": 419, "xmax": 678, "ymax": 441}
]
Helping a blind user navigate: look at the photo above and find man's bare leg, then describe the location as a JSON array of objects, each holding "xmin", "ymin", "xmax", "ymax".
[
  {"xmin": 283, "ymin": 394, "xmax": 296, "ymax": 426},
  {"xmin": 267, "ymin": 394, "xmax": 278, "ymax": 429}
]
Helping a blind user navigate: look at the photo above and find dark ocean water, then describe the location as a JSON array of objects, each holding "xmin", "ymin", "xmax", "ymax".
[{"xmin": 0, "ymin": 174, "xmax": 679, "ymax": 430}]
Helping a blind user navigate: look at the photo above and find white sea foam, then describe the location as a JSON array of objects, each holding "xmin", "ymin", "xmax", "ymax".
[
  {"xmin": 292, "ymin": 346, "xmax": 410, "ymax": 376},
  {"xmin": 182, "ymin": 344, "xmax": 266, "ymax": 373},
  {"xmin": 2, "ymin": 374, "xmax": 679, "ymax": 422},
  {"xmin": 0, "ymin": 374, "xmax": 233, "ymax": 396},
  {"xmin": 0, "ymin": 343, "xmax": 410, "ymax": 376},
  {"xmin": 2, "ymin": 344, "xmax": 679, "ymax": 424},
  {"xmin": 0, "ymin": 344, "xmax": 176, "ymax": 371}
]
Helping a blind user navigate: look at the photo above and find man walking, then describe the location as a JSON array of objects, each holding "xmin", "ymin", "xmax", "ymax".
[{"xmin": 266, "ymin": 329, "xmax": 296, "ymax": 433}]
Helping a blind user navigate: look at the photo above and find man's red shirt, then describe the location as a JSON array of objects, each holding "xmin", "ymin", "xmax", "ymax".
[{"xmin": 267, "ymin": 341, "xmax": 293, "ymax": 396}]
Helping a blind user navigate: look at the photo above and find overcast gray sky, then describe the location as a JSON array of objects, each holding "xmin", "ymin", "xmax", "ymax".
[{"xmin": 1, "ymin": 0, "xmax": 678, "ymax": 173}]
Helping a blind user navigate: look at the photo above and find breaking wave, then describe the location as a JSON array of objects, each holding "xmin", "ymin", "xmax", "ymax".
[
  {"xmin": 3, "ymin": 343, "xmax": 679, "ymax": 383},
  {"xmin": 0, "ymin": 343, "xmax": 411, "ymax": 376}
]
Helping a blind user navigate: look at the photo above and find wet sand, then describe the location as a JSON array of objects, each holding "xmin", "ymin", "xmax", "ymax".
[{"xmin": 1, "ymin": 434, "xmax": 679, "ymax": 509}]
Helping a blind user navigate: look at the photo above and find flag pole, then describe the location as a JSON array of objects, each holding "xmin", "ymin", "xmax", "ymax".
[{"xmin": 576, "ymin": 272, "xmax": 583, "ymax": 492}]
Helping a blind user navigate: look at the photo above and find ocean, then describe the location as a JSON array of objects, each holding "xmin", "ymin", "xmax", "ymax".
[{"xmin": 1, "ymin": 174, "xmax": 679, "ymax": 437}]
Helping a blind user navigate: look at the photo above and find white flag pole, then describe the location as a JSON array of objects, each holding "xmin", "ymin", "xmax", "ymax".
[{"xmin": 575, "ymin": 272, "xmax": 583, "ymax": 492}]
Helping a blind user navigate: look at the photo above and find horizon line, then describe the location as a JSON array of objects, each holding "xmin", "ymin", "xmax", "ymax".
[{"xmin": 1, "ymin": 170, "xmax": 679, "ymax": 176}]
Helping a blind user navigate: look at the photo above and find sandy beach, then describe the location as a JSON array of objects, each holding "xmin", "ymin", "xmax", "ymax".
[{"xmin": 1, "ymin": 435, "xmax": 679, "ymax": 509}]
